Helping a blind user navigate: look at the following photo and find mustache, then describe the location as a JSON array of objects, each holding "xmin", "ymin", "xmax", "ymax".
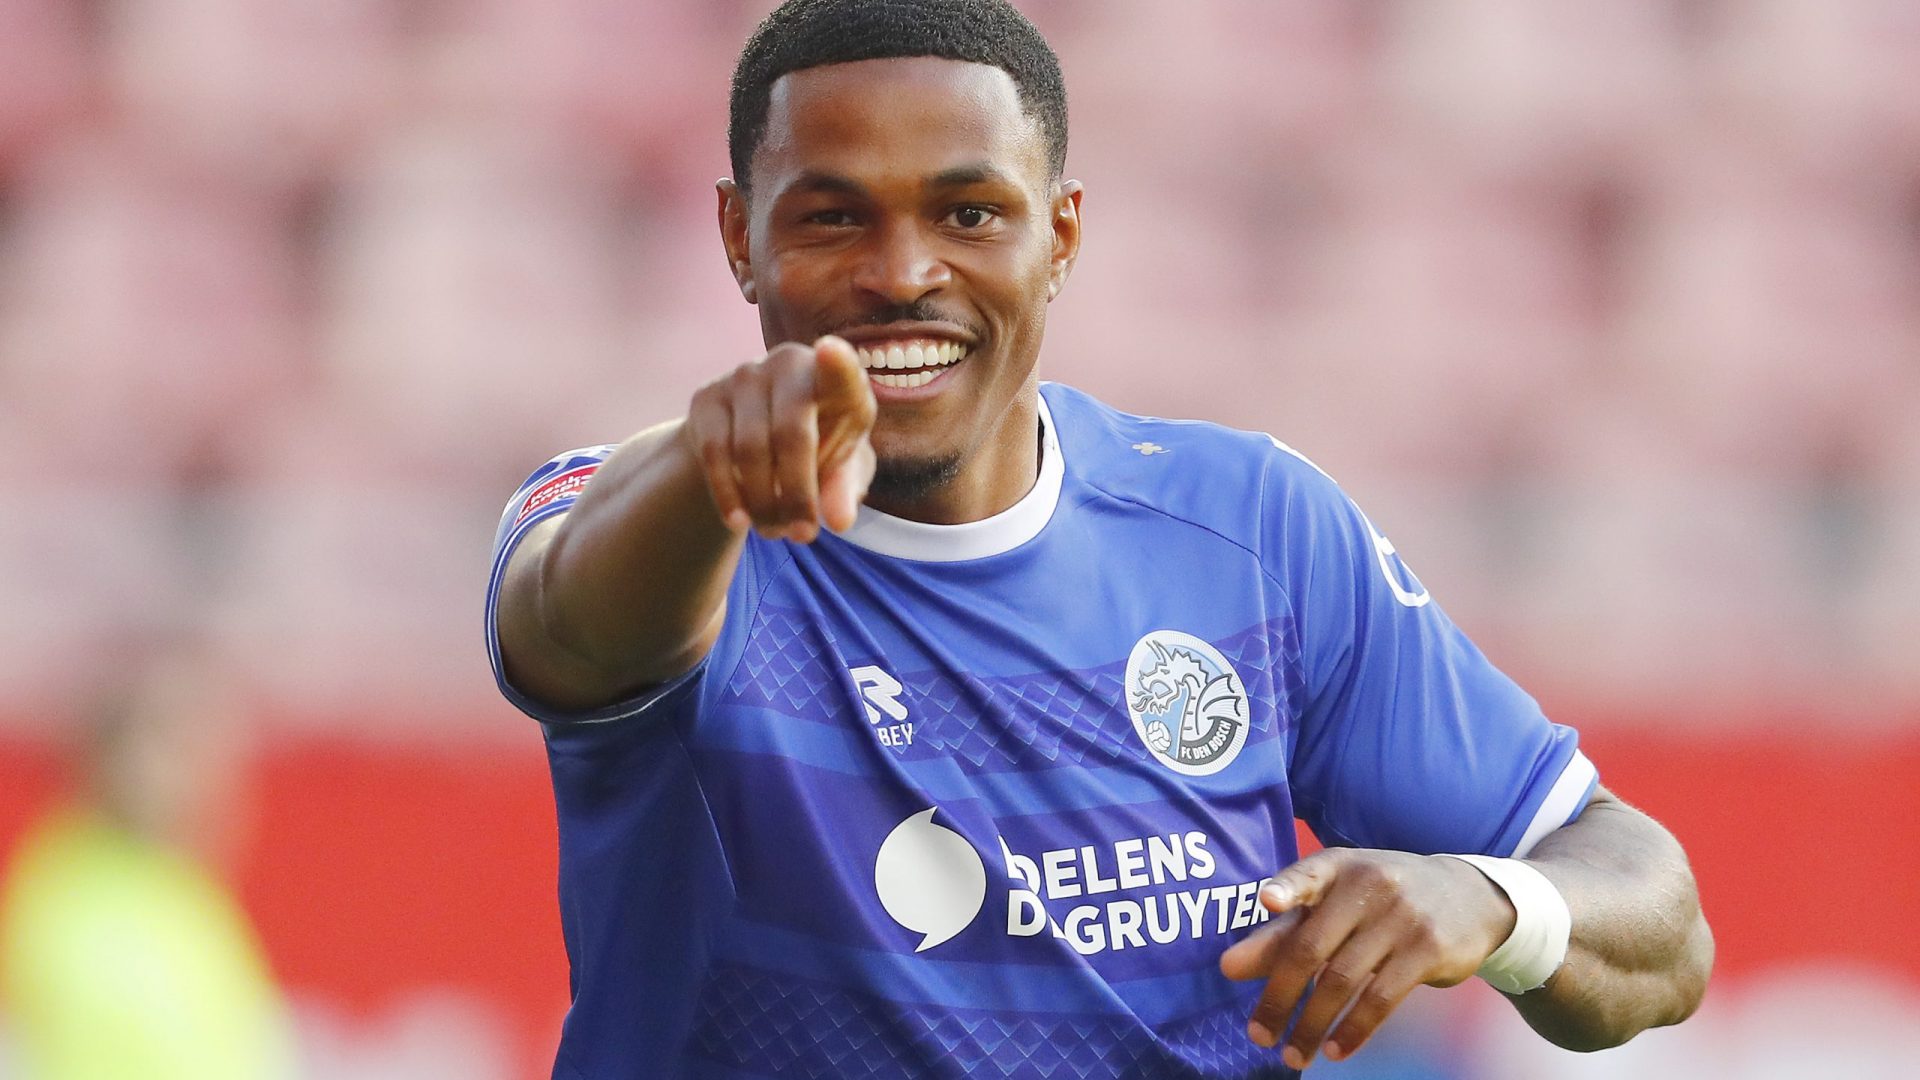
[{"xmin": 829, "ymin": 302, "xmax": 982, "ymax": 340}]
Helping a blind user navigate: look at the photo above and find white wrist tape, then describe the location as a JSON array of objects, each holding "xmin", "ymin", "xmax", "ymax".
[{"xmin": 1440, "ymin": 854, "xmax": 1572, "ymax": 995}]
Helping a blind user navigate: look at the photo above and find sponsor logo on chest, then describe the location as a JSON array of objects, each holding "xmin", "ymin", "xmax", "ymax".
[{"xmin": 873, "ymin": 807, "xmax": 1276, "ymax": 956}]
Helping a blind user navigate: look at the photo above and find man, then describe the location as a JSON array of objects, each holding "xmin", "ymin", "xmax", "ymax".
[
  {"xmin": 488, "ymin": 1, "xmax": 1712, "ymax": 1076},
  {"xmin": 0, "ymin": 650, "xmax": 295, "ymax": 1080}
]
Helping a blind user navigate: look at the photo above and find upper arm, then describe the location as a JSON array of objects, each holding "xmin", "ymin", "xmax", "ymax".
[
  {"xmin": 485, "ymin": 443, "xmax": 726, "ymax": 720},
  {"xmin": 493, "ymin": 513, "xmax": 703, "ymax": 714},
  {"xmin": 1265, "ymin": 441, "xmax": 1596, "ymax": 857}
]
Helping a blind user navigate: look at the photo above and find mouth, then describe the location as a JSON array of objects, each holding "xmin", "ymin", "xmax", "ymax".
[{"xmin": 850, "ymin": 338, "xmax": 971, "ymax": 390}]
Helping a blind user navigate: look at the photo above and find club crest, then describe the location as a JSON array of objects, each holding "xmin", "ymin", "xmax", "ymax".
[{"xmin": 1124, "ymin": 631, "xmax": 1249, "ymax": 776}]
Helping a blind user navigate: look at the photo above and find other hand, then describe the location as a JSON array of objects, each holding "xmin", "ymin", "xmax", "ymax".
[{"xmin": 1218, "ymin": 848, "xmax": 1518, "ymax": 1070}]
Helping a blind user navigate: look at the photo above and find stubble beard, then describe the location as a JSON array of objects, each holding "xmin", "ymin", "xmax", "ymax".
[{"xmin": 867, "ymin": 452, "xmax": 965, "ymax": 507}]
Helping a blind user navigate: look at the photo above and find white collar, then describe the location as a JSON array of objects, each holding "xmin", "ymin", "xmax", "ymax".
[{"xmin": 836, "ymin": 392, "xmax": 1064, "ymax": 562}]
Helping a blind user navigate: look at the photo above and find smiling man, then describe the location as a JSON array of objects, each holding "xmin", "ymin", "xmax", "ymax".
[{"xmin": 486, "ymin": 2, "xmax": 1712, "ymax": 1078}]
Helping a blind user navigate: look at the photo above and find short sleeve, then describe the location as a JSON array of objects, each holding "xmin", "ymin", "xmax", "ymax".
[
  {"xmin": 1264, "ymin": 438, "xmax": 1597, "ymax": 858},
  {"xmin": 483, "ymin": 445, "xmax": 707, "ymax": 726}
]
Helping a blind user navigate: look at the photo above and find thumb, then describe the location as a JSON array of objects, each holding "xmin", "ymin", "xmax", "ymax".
[{"xmin": 1260, "ymin": 852, "xmax": 1342, "ymax": 915}]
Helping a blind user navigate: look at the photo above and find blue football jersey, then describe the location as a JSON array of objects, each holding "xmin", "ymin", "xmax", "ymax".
[{"xmin": 486, "ymin": 383, "xmax": 1597, "ymax": 1080}]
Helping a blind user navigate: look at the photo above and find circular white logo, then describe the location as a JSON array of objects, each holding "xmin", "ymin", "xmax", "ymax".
[
  {"xmin": 874, "ymin": 807, "xmax": 986, "ymax": 952},
  {"xmin": 1125, "ymin": 631, "xmax": 1250, "ymax": 776}
]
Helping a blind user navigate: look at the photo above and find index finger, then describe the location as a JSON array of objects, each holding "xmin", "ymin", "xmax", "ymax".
[{"xmin": 1241, "ymin": 874, "xmax": 1369, "ymax": 1054}]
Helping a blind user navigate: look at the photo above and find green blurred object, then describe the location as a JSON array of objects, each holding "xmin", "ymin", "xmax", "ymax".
[{"xmin": 0, "ymin": 808, "xmax": 295, "ymax": 1080}]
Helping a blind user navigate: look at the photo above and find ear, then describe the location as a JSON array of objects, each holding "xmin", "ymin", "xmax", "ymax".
[
  {"xmin": 717, "ymin": 178, "xmax": 757, "ymax": 304},
  {"xmin": 1046, "ymin": 178, "xmax": 1083, "ymax": 302}
]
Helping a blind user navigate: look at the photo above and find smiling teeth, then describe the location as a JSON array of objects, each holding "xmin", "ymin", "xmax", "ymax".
[
  {"xmin": 854, "ymin": 340, "xmax": 968, "ymax": 373},
  {"xmin": 870, "ymin": 369, "xmax": 940, "ymax": 388}
]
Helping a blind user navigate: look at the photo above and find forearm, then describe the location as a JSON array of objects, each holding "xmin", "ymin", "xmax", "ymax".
[
  {"xmin": 500, "ymin": 420, "xmax": 744, "ymax": 709},
  {"xmin": 1510, "ymin": 790, "xmax": 1714, "ymax": 1050}
]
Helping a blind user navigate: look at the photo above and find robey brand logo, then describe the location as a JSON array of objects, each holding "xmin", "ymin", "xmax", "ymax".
[
  {"xmin": 1125, "ymin": 631, "xmax": 1250, "ymax": 776},
  {"xmin": 849, "ymin": 665, "xmax": 914, "ymax": 748},
  {"xmin": 873, "ymin": 807, "xmax": 1276, "ymax": 955}
]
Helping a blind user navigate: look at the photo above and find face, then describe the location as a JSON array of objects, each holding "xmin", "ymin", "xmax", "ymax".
[
  {"xmin": 719, "ymin": 57, "xmax": 1081, "ymax": 514},
  {"xmin": 93, "ymin": 657, "xmax": 254, "ymax": 868}
]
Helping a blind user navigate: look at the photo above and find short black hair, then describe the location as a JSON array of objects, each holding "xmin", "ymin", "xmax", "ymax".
[{"xmin": 729, "ymin": 0, "xmax": 1068, "ymax": 195}]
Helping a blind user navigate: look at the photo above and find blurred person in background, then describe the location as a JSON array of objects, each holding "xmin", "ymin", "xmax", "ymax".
[{"xmin": 0, "ymin": 645, "xmax": 296, "ymax": 1080}]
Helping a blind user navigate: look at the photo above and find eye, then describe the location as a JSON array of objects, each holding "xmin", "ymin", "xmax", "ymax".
[
  {"xmin": 945, "ymin": 205, "xmax": 998, "ymax": 230},
  {"xmin": 802, "ymin": 209, "xmax": 856, "ymax": 228}
]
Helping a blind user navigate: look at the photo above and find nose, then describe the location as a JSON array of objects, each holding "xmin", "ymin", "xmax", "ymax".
[{"xmin": 850, "ymin": 220, "xmax": 950, "ymax": 307}]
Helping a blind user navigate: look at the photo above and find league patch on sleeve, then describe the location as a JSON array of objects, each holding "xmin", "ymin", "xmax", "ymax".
[{"xmin": 514, "ymin": 463, "xmax": 600, "ymax": 526}]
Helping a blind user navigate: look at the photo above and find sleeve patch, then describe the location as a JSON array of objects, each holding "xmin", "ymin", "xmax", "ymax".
[{"xmin": 515, "ymin": 464, "xmax": 600, "ymax": 526}]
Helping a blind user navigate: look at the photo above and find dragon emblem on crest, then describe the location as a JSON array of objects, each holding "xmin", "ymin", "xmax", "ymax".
[{"xmin": 1124, "ymin": 631, "xmax": 1250, "ymax": 776}]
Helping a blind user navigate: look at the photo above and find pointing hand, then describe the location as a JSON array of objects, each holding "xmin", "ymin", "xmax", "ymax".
[{"xmin": 685, "ymin": 335, "xmax": 878, "ymax": 543}]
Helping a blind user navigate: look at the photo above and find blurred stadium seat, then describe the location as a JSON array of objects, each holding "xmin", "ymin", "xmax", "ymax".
[
  {"xmin": 0, "ymin": 134, "xmax": 307, "ymax": 483},
  {"xmin": 108, "ymin": 0, "xmax": 407, "ymax": 178},
  {"xmin": 0, "ymin": 0, "xmax": 92, "ymax": 170}
]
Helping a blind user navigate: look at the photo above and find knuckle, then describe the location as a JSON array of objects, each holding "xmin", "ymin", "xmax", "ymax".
[
  {"xmin": 766, "ymin": 343, "xmax": 809, "ymax": 370},
  {"xmin": 1314, "ymin": 966, "xmax": 1359, "ymax": 999},
  {"xmin": 1279, "ymin": 938, "xmax": 1324, "ymax": 971},
  {"xmin": 1330, "ymin": 1022, "xmax": 1374, "ymax": 1058},
  {"xmin": 771, "ymin": 425, "xmax": 810, "ymax": 455},
  {"xmin": 1353, "ymin": 859, "xmax": 1404, "ymax": 898},
  {"xmin": 734, "ymin": 423, "xmax": 769, "ymax": 453},
  {"xmin": 1354, "ymin": 983, "xmax": 1396, "ymax": 1017},
  {"xmin": 1348, "ymin": 859, "xmax": 1389, "ymax": 887},
  {"xmin": 1248, "ymin": 995, "xmax": 1290, "ymax": 1031},
  {"xmin": 1403, "ymin": 911, "xmax": 1440, "ymax": 947},
  {"xmin": 731, "ymin": 360, "xmax": 769, "ymax": 391}
]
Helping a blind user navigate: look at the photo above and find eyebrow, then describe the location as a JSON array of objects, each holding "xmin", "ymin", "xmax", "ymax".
[
  {"xmin": 781, "ymin": 163, "xmax": 1018, "ymax": 200},
  {"xmin": 786, "ymin": 170, "xmax": 869, "ymax": 198},
  {"xmin": 928, "ymin": 163, "xmax": 1016, "ymax": 189}
]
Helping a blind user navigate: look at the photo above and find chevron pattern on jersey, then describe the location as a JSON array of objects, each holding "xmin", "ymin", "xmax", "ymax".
[
  {"xmin": 687, "ymin": 963, "xmax": 1297, "ymax": 1080},
  {"xmin": 721, "ymin": 607, "xmax": 1305, "ymax": 772},
  {"xmin": 723, "ymin": 603, "xmax": 849, "ymax": 719},
  {"xmin": 917, "ymin": 617, "xmax": 1304, "ymax": 772}
]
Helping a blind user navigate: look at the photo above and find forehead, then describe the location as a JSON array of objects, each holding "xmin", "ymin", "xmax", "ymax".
[{"xmin": 757, "ymin": 56, "xmax": 1047, "ymax": 190}]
